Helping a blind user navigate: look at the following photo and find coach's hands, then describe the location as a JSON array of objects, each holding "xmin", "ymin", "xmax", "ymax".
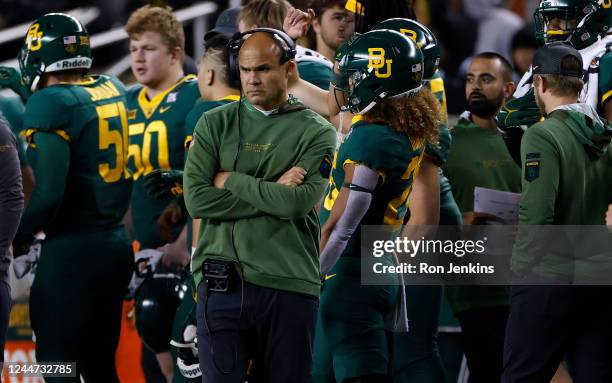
[
  {"xmin": 277, "ymin": 166, "xmax": 306, "ymax": 187},
  {"xmin": 0, "ymin": 66, "xmax": 31, "ymax": 102}
]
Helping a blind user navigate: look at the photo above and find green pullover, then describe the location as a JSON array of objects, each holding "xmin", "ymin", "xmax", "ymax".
[
  {"xmin": 512, "ymin": 104, "xmax": 612, "ymax": 280},
  {"xmin": 184, "ymin": 97, "xmax": 336, "ymax": 297}
]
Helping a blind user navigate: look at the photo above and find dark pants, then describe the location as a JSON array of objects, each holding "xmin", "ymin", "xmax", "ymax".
[
  {"xmin": 502, "ymin": 285, "xmax": 612, "ymax": 383},
  {"xmin": 0, "ymin": 281, "xmax": 10, "ymax": 363},
  {"xmin": 196, "ymin": 280, "xmax": 318, "ymax": 383},
  {"xmin": 456, "ymin": 306, "xmax": 509, "ymax": 383},
  {"xmin": 30, "ymin": 230, "xmax": 133, "ymax": 383}
]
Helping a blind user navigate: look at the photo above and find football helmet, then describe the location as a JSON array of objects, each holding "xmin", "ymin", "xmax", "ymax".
[
  {"xmin": 134, "ymin": 268, "xmax": 190, "ymax": 353},
  {"xmin": 169, "ymin": 277, "xmax": 200, "ymax": 381},
  {"xmin": 372, "ymin": 18, "xmax": 441, "ymax": 79},
  {"xmin": 17, "ymin": 13, "xmax": 92, "ymax": 92},
  {"xmin": 534, "ymin": 0, "xmax": 611, "ymax": 49},
  {"xmin": 335, "ymin": 29, "xmax": 424, "ymax": 114}
]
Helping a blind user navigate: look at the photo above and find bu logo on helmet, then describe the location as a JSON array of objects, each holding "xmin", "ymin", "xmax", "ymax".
[
  {"xmin": 26, "ymin": 23, "xmax": 43, "ymax": 51},
  {"xmin": 368, "ymin": 48, "xmax": 393, "ymax": 79},
  {"xmin": 400, "ymin": 28, "xmax": 425, "ymax": 48}
]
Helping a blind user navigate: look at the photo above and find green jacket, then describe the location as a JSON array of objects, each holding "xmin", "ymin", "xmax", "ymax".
[
  {"xmin": 184, "ymin": 97, "xmax": 336, "ymax": 297},
  {"xmin": 512, "ymin": 104, "xmax": 612, "ymax": 279}
]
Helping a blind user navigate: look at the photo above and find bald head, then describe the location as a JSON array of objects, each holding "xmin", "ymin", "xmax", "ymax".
[
  {"xmin": 238, "ymin": 31, "xmax": 295, "ymax": 110},
  {"xmin": 240, "ymin": 32, "xmax": 285, "ymax": 64}
]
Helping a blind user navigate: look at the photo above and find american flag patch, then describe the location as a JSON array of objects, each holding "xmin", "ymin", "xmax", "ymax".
[{"xmin": 63, "ymin": 36, "xmax": 77, "ymax": 44}]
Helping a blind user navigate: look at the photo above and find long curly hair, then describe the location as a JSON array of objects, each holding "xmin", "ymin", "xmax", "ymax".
[{"xmin": 362, "ymin": 86, "xmax": 440, "ymax": 146}]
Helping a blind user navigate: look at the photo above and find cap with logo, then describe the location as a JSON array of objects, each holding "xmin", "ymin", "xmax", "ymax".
[{"xmin": 532, "ymin": 42, "xmax": 583, "ymax": 78}]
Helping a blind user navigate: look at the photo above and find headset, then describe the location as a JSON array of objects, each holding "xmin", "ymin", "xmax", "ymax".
[{"xmin": 226, "ymin": 27, "xmax": 297, "ymax": 90}]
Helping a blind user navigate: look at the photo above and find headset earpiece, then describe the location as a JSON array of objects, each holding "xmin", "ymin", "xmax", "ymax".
[{"xmin": 226, "ymin": 28, "xmax": 297, "ymax": 89}]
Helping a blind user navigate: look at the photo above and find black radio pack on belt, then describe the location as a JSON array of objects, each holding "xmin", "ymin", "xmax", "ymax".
[{"xmin": 202, "ymin": 259, "xmax": 238, "ymax": 293}]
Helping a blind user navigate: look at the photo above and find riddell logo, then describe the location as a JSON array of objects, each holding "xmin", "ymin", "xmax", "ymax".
[{"xmin": 62, "ymin": 59, "xmax": 89, "ymax": 69}]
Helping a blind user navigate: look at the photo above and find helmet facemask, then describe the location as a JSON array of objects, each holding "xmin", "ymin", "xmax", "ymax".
[{"xmin": 534, "ymin": 0, "xmax": 606, "ymax": 49}]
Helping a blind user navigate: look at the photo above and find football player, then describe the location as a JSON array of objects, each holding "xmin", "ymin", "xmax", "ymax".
[
  {"xmin": 10, "ymin": 13, "xmax": 133, "ymax": 382},
  {"xmin": 497, "ymin": 0, "xmax": 611, "ymax": 162},
  {"xmin": 370, "ymin": 17, "xmax": 457, "ymax": 383},
  {"xmin": 124, "ymin": 5, "xmax": 200, "ymax": 381},
  {"xmin": 314, "ymin": 30, "xmax": 439, "ymax": 383}
]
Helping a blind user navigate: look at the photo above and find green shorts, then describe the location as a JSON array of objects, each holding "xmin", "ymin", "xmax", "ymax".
[{"xmin": 313, "ymin": 257, "xmax": 398, "ymax": 382}]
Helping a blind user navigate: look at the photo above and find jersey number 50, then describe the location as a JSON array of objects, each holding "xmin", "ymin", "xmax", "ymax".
[{"xmin": 127, "ymin": 121, "xmax": 170, "ymax": 180}]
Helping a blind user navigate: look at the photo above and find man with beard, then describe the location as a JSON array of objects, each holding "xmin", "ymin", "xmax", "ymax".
[
  {"xmin": 309, "ymin": 0, "xmax": 355, "ymax": 62},
  {"xmin": 442, "ymin": 52, "xmax": 520, "ymax": 382}
]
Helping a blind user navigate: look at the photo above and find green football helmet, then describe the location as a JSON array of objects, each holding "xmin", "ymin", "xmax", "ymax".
[
  {"xmin": 372, "ymin": 18, "xmax": 441, "ymax": 79},
  {"xmin": 534, "ymin": 0, "xmax": 611, "ymax": 49},
  {"xmin": 17, "ymin": 13, "xmax": 92, "ymax": 92},
  {"xmin": 335, "ymin": 29, "xmax": 425, "ymax": 114},
  {"xmin": 134, "ymin": 269, "xmax": 190, "ymax": 353}
]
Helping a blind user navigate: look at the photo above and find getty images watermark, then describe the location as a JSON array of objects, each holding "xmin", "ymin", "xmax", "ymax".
[
  {"xmin": 372, "ymin": 236, "xmax": 493, "ymax": 275},
  {"xmin": 359, "ymin": 225, "xmax": 612, "ymax": 285}
]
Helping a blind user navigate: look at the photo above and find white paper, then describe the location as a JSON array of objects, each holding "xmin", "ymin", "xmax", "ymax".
[{"xmin": 474, "ymin": 186, "xmax": 521, "ymax": 224}]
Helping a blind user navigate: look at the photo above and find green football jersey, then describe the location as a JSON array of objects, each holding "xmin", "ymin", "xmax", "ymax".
[
  {"xmin": 298, "ymin": 61, "xmax": 332, "ymax": 90},
  {"xmin": 320, "ymin": 120, "xmax": 426, "ymax": 257},
  {"xmin": 427, "ymin": 70, "xmax": 448, "ymax": 124},
  {"xmin": 126, "ymin": 75, "xmax": 200, "ymax": 249},
  {"xmin": 183, "ymin": 95, "xmax": 240, "ymax": 152},
  {"xmin": 599, "ymin": 51, "xmax": 612, "ymax": 111},
  {"xmin": 22, "ymin": 75, "xmax": 132, "ymax": 232}
]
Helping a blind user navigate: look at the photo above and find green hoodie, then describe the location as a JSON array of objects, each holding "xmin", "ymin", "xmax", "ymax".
[
  {"xmin": 512, "ymin": 104, "xmax": 612, "ymax": 279},
  {"xmin": 183, "ymin": 97, "xmax": 336, "ymax": 297}
]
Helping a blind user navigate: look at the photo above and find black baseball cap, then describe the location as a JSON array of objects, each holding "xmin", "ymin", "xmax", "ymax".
[
  {"xmin": 204, "ymin": 7, "xmax": 241, "ymax": 42},
  {"xmin": 532, "ymin": 43, "xmax": 583, "ymax": 78}
]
